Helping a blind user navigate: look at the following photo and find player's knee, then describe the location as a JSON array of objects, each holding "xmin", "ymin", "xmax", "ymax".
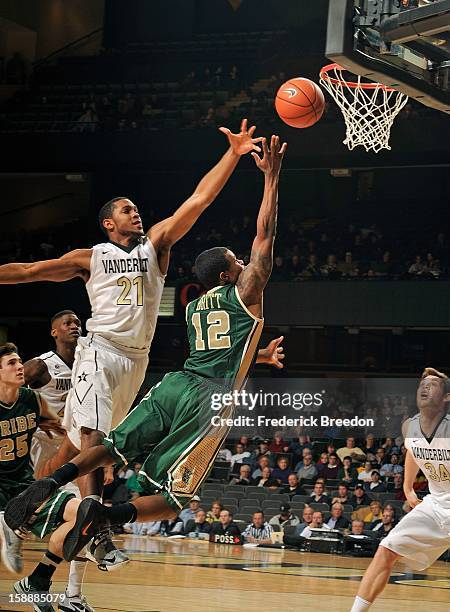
[{"xmin": 375, "ymin": 545, "xmax": 399, "ymax": 568}]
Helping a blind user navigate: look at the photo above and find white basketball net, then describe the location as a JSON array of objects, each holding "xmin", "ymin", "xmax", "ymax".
[{"xmin": 319, "ymin": 64, "xmax": 409, "ymax": 153}]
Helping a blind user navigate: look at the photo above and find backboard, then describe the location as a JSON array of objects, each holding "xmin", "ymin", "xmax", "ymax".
[{"xmin": 325, "ymin": 0, "xmax": 450, "ymax": 114}]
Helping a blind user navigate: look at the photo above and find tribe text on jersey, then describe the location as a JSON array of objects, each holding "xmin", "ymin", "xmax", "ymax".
[{"xmin": 85, "ymin": 239, "xmax": 165, "ymax": 352}]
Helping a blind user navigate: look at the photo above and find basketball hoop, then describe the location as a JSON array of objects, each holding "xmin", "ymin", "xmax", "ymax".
[{"xmin": 319, "ymin": 63, "xmax": 409, "ymax": 153}]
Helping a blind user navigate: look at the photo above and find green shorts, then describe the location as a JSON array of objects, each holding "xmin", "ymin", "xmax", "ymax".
[
  {"xmin": 103, "ymin": 371, "xmax": 232, "ymax": 512},
  {"xmin": 30, "ymin": 490, "xmax": 75, "ymax": 538},
  {"xmin": 0, "ymin": 470, "xmax": 74, "ymax": 538}
]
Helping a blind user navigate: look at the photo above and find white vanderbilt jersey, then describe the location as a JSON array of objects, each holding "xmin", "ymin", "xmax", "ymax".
[
  {"xmin": 85, "ymin": 238, "xmax": 165, "ymax": 352},
  {"xmin": 405, "ymin": 412, "xmax": 450, "ymax": 509},
  {"xmin": 35, "ymin": 351, "xmax": 72, "ymax": 417}
]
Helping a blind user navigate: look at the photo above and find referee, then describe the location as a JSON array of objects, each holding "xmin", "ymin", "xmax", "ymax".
[{"xmin": 242, "ymin": 511, "xmax": 273, "ymax": 544}]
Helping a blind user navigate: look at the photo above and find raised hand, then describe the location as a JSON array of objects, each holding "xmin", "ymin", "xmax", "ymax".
[
  {"xmin": 219, "ymin": 118, "xmax": 264, "ymax": 156},
  {"xmin": 259, "ymin": 336, "xmax": 285, "ymax": 369},
  {"xmin": 251, "ymin": 135, "xmax": 287, "ymax": 176}
]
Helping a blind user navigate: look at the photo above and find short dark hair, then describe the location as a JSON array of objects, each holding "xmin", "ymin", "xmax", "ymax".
[
  {"xmin": 98, "ymin": 197, "xmax": 127, "ymax": 236},
  {"xmin": 0, "ymin": 342, "xmax": 18, "ymax": 365},
  {"xmin": 194, "ymin": 247, "xmax": 230, "ymax": 289},
  {"xmin": 421, "ymin": 366, "xmax": 450, "ymax": 395},
  {"xmin": 50, "ymin": 310, "xmax": 76, "ymax": 327}
]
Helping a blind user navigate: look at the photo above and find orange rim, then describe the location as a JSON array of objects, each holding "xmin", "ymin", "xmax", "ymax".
[{"xmin": 320, "ymin": 63, "xmax": 397, "ymax": 91}]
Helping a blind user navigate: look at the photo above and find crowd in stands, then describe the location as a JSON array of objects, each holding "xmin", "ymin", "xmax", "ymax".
[{"xmin": 102, "ymin": 428, "xmax": 444, "ymax": 560}]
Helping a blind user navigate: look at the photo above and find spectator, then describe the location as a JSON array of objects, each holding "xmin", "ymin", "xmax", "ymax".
[
  {"xmin": 321, "ymin": 453, "xmax": 340, "ymax": 481},
  {"xmin": 326, "ymin": 503, "xmax": 350, "ymax": 530},
  {"xmin": 289, "ymin": 434, "xmax": 312, "ymax": 461},
  {"xmin": 337, "ymin": 456, "xmax": 359, "ymax": 485},
  {"xmin": 282, "ymin": 473, "xmax": 306, "ymax": 499},
  {"xmin": 337, "ymin": 251, "xmax": 359, "ymax": 277},
  {"xmin": 301, "ymin": 253, "xmax": 321, "ymax": 278},
  {"xmin": 373, "ymin": 447, "xmax": 387, "ymax": 469},
  {"xmin": 294, "ymin": 448, "xmax": 314, "ymax": 471},
  {"xmin": 332, "ymin": 482, "xmax": 350, "ymax": 505},
  {"xmin": 390, "ymin": 473, "xmax": 406, "ymax": 501},
  {"xmin": 358, "ymin": 461, "xmax": 376, "ymax": 483},
  {"xmin": 271, "ymin": 255, "xmax": 289, "ymax": 281},
  {"xmin": 230, "ymin": 442, "xmax": 250, "ymax": 469},
  {"xmin": 296, "ymin": 453, "xmax": 318, "ymax": 482},
  {"xmin": 249, "ymin": 439, "xmax": 272, "ymax": 467},
  {"xmin": 230, "ymin": 464, "xmax": 252, "ymax": 486},
  {"xmin": 160, "ymin": 516, "xmax": 185, "ymax": 536},
  {"xmin": 76, "ymin": 107, "xmax": 98, "ymax": 132},
  {"xmin": 126, "ymin": 462, "xmax": 144, "ymax": 498},
  {"xmin": 271, "ymin": 455, "xmax": 292, "ymax": 485},
  {"xmin": 380, "ymin": 453, "xmax": 404, "ymax": 478},
  {"xmin": 349, "ymin": 519, "xmax": 367, "ymax": 536},
  {"xmin": 184, "ymin": 510, "xmax": 211, "ymax": 536},
  {"xmin": 269, "ymin": 432, "xmax": 289, "ymax": 453},
  {"xmin": 364, "ymin": 500, "xmax": 383, "ymax": 526},
  {"xmin": 254, "ymin": 466, "xmax": 279, "ymax": 489},
  {"xmin": 321, "ymin": 253, "xmax": 340, "ymax": 278},
  {"xmin": 269, "ymin": 504, "xmax": 300, "ymax": 529},
  {"xmin": 361, "ymin": 434, "xmax": 377, "ymax": 461},
  {"xmin": 350, "ymin": 483, "xmax": 372, "ymax": 509},
  {"xmin": 206, "ymin": 500, "xmax": 223, "ymax": 523},
  {"xmin": 179, "ymin": 495, "xmax": 202, "ymax": 526},
  {"xmin": 251, "ymin": 455, "xmax": 270, "ymax": 480},
  {"xmin": 371, "ymin": 509, "xmax": 396, "ymax": 539},
  {"xmin": 316, "ymin": 452, "xmax": 329, "ymax": 474},
  {"xmin": 301, "ymin": 511, "xmax": 331, "ymax": 537},
  {"xmin": 295, "ymin": 506, "xmax": 314, "ymax": 534},
  {"xmin": 123, "ymin": 520, "xmax": 161, "ymax": 536},
  {"xmin": 209, "ymin": 509, "xmax": 241, "ymax": 539},
  {"xmin": 336, "ymin": 437, "xmax": 366, "ymax": 463},
  {"xmin": 242, "ymin": 511, "xmax": 273, "ymax": 544},
  {"xmin": 408, "ymin": 254, "xmax": 427, "ymax": 276},
  {"xmin": 217, "ymin": 443, "xmax": 232, "ymax": 463},
  {"xmin": 309, "ymin": 481, "xmax": 329, "ymax": 505},
  {"xmin": 365, "ymin": 470, "xmax": 387, "ymax": 493}
]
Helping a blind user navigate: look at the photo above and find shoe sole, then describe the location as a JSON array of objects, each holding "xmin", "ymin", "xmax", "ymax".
[
  {"xmin": 63, "ymin": 498, "xmax": 101, "ymax": 562},
  {"xmin": 85, "ymin": 547, "xmax": 130, "ymax": 572},
  {"xmin": 4, "ymin": 479, "xmax": 57, "ymax": 532},
  {"xmin": 14, "ymin": 581, "xmax": 55, "ymax": 612},
  {"xmin": 0, "ymin": 518, "xmax": 20, "ymax": 574}
]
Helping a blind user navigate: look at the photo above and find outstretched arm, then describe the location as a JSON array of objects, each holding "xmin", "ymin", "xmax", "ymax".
[
  {"xmin": 148, "ymin": 119, "xmax": 262, "ymax": 265},
  {"xmin": 236, "ymin": 135, "xmax": 287, "ymax": 317},
  {"xmin": 0, "ymin": 249, "xmax": 91, "ymax": 284}
]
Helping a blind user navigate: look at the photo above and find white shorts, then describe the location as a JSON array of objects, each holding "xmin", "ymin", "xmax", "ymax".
[
  {"xmin": 381, "ymin": 495, "xmax": 450, "ymax": 570},
  {"xmin": 63, "ymin": 336, "xmax": 148, "ymax": 449},
  {"xmin": 30, "ymin": 430, "xmax": 80, "ymax": 496}
]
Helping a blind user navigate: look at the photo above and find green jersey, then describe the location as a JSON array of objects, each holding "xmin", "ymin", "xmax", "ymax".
[
  {"xmin": 184, "ymin": 284, "xmax": 263, "ymax": 388},
  {"xmin": 0, "ymin": 387, "xmax": 40, "ymax": 476}
]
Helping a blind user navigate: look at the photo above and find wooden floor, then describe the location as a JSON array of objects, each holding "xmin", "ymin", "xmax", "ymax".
[{"xmin": 1, "ymin": 535, "xmax": 449, "ymax": 611}]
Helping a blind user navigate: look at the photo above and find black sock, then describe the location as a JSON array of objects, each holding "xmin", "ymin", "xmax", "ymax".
[
  {"xmin": 106, "ymin": 502, "xmax": 137, "ymax": 525},
  {"xmin": 29, "ymin": 550, "xmax": 62, "ymax": 591},
  {"xmin": 51, "ymin": 463, "xmax": 79, "ymax": 487}
]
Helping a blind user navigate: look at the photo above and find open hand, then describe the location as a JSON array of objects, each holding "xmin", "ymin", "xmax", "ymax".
[
  {"xmin": 252, "ymin": 135, "xmax": 287, "ymax": 175},
  {"xmin": 260, "ymin": 336, "xmax": 285, "ymax": 369},
  {"xmin": 219, "ymin": 118, "xmax": 264, "ymax": 155}
]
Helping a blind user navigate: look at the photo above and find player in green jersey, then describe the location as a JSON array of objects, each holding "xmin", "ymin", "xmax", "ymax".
[
  {"xmin": 0, "ymin": 342, "xmax": 96, "ymax": 611},
  {"xmin": 5, "ymin": 134, "xmax": 287, "ymax": 567}
]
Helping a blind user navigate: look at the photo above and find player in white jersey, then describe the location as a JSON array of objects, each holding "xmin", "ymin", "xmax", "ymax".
[
  {"xmin": 24, "ymin": 310, "xmax": 95, "ymax": 611},
  {"xmin": 350, "ymin": 367, "xmax": 450, "ymax": 612},
  {"xmin": 0, "ymin": 119, "xmax": 262, "ymax": 569}
]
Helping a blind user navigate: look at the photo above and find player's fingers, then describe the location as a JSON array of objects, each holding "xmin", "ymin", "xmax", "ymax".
[
  {"xmin": 261, "ymin": 137, "xmax": 269, "ymax": 156},
  {"xmin": 218, "ymin": 126, "xmax": 231, "ymax": 135},
  {"xmin": 275, "ymin": 335, "xmax": 284, "ymax": 345},
  {"xmin": 252, "ymin": 136, "xmax": 264, "ymax": 143},
  {"xmin": 279, "ymin": 142, "xmax": 288, "ymax": 155},
  {"xmin": 252, "ymin": 144, "xmax": 261, "ymax": 153},
  {"xmin": 248, "ymin": 125, "xmax": 257, "ymax": 137},
  {"xmin": 240, "ymin": 118, "xmax": 248, "ymax": 133},
  {"xmin": 251, "ymin": 151, "xmax": 262, "ymax": 164}
]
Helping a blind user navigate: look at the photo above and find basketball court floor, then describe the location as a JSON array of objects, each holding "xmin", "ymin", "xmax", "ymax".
[{"xmin": 0, "ymin": 535, "xmax": 448, "ymax": 611}]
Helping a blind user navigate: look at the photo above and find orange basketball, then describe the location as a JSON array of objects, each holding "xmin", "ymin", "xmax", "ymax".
[{"xmin": 275, "ymin": 78, "xmax": 325, "ymax": 128}]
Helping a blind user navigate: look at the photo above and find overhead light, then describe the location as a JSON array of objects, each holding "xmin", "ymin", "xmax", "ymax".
[
  {"xmin": 330, "ymin": 168, "xmax": 352, "ymax": 177},
  {"xmin": 65, "ymin": 174, "xmax": 85, "ymax": 182}
]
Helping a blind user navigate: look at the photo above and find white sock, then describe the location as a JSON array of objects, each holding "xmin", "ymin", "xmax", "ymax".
[
  {"xmin": 350, "ymin": 595, "xmax": 371, "ymax": 611},
  {"xmin": 66, "ymin": 558, "xmax": 87, "ymax": 597}
]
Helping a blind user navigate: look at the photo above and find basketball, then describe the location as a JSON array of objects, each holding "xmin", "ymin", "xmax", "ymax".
[{"xmin": 275, "ymin": 77, "xmax": 325, "ymax": 128}]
